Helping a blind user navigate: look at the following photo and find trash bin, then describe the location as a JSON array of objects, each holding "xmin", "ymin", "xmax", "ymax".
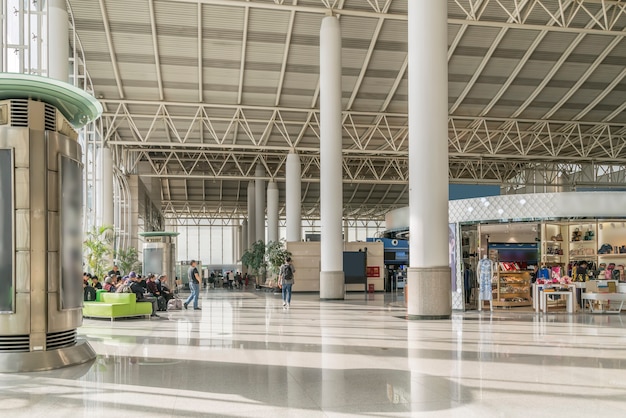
[{"xmin": 368, "ymin": 284, "xmax": 375, "ymax": 293}]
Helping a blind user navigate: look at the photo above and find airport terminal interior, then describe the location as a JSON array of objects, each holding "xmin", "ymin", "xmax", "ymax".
[{"xmin": 1, "ymin": 1, "xmax": 626, "ymax": 417}]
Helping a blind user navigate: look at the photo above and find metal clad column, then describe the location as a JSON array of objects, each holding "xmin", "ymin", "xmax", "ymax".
[
  {"xmin": 407, "ymin": 0, "xmax": 451, "ymax": 319},
  {"xmin": 285, "ymin": 152, "xmax": 301, "ymax": 242},
  {"xmin": 100, "ymin": 147, "xmax": 114, "ymax": 227},
  {"xmin": 29, "ymin": 102, "xmax": 47, "ymax": 352},
  {"xmin": 247, "ymin": 181, "xmax": 256, "ymax": 248},
  {"xmin": 319, "ymin": 16, "xmax": 344, "ymax": 300},
  {"xmin": 48, "ymin": 0, "xmax": 69, "ymax": 82},
  {"xmin": 255, "ymin": 164, "xmax": 266, "ymax": 243},
  {"xmin": 267, "ymin": 181, "xmax": 279, "ymax": 243}
]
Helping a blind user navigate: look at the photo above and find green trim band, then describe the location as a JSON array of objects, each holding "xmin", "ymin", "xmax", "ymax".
[{"xmin": 0, "ymin": 73, "xmax": 102, "ymax": 128}]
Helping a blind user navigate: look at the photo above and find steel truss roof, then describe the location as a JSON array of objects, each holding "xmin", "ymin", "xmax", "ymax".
[{"xmin": 68, "ymin": 0, "xmax": 626, "ymax": 219}]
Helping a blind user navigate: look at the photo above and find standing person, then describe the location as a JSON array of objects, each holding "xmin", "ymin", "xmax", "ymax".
[
  {"xmin": 184, "ymin": 260, "xmax": 201, "ymax": 310},
  {"xmin": 279, "ymin": 257, "xmax": 296, "ymax": 308},
  {"xmin": 108, "ymin": 265, "xmax": 121, "ymax": 279}
]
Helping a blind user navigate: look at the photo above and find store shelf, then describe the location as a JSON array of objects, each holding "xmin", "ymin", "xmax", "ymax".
[
  {"xmin": 570, "ymin": 255, "xmax": 598, "ymax": 260},
  {"xmin": 492, "ymin": 300, "xmax": 532, "ymax": 307},
  {"xmin": 569, "ymin": 241, "xmax": 596, "ymax": 244},
  {"xmin": 494, "ymin": 270, "xmax": 532, "ymax": 309},
  {"xmin": 597, "ymin": 254, "xmax": 626, "ymax": 258}
]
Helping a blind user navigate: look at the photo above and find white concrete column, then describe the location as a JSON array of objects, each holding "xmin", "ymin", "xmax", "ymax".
[
  {"xmin": 319, "ymin": 16, "xmax": 344, "ymax": 300},
  {"xmin": 247, "ymin": 181, "xmax": 256, "ymax": 248},
  {"xmin": 267, "ymin": 181, "xmax": 279, "ymax": 243},
  {"xmin": 48, "ymin": 0, "xmax": 69, "ymax": 82},
  {"xmin": 285, "ymin": 152, "xmax": 302, "ymax": 242},
  {"xmin": 100, "ymin": 147, "xmax": 114, "ymax": 227},
  {"xmin": 255, "ymin": 164, "xmax": 266, "ymax": 243},
  {"xmin": 407, "ymin": 1, "xmax": 451, "ymax": 319},
  {"xmin": 241, "ymin": 219, "xmax": 248, "ymax": 257},
  {"xmin": 233, "ymin": 225, "xmax": 241, "ymax": 263}
]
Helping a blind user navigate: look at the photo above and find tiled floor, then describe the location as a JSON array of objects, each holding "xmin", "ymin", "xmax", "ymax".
[{"xmin": 2, "ymin": 289, "xmax": 626, "ymax": 417}]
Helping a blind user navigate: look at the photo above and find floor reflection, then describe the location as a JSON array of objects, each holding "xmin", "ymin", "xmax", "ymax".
[{"xmin": 1, "ymin": 291, "xmax": 626, "ymax": 417}]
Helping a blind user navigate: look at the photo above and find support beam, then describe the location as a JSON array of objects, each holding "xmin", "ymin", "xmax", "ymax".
[{"xmin": 147, "ymin": 0, "xmax": 164, "ymax": 101}]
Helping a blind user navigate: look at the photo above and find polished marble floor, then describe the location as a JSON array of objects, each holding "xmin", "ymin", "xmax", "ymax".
[{"xmin": 2, "ymin": 289, "xmax": 626, "ymax": 417}]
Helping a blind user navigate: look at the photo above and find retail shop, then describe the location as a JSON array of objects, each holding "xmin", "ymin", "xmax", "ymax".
[{"xmin": 385, "ymin": 192, "xmax": 626, "ymax": 312}]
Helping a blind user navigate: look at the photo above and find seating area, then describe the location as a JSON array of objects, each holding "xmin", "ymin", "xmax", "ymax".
[{"xmin": 83, "ymin": 292, "xmax": 152, "ymax": 321}]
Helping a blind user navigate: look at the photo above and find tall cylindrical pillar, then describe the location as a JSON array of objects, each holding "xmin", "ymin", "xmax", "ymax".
[
  {"xmin": 267, "ymin": 181, "xmax": 279, "ymax": 243},
  {"xmin": 255, "ymin": 164, "xmax": 266, "ymax": 243},
  {"xmin": 241, "ymin": 219, "xmax": 248, "ymax": 257},
  {"xmin": 247, "ymin": 181, "xmax": 256, "ymax": 248},
  {"xmin": 100, "ymin": 147, "xmax": 114, "ymax": 227},
  {"xmin": 285, "ymin": 152, "xmax": 302, "ymax": 242},
  {"xmin": 407, "ymin": 1, "xmax": 451, "ymax": 319},
  {"xmin": 233, "ymin": 225, "xmax": 241, "ymax": 263},
  {"xmin": 319, "ymin": 16, "xmax": 344, "ymax": 300},
  {"xmin": 48, "ymin": 0, "xmax": 69, "ymax": 82}
]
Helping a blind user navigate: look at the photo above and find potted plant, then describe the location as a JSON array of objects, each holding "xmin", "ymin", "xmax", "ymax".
[
  {"xmin": 115, "ymin": 246, "xmax": 142, "ymax": 276},
  {"xmin": 266, "ymin": 239, "xmax": 292, "ymax": 280},
  {"xmin": 83, "ymin": 225, "xmax": 114, "ymax": 279},
  {"xmin": 241, "ymin": 240, "xmax": 292, "ymax": 288},
  {"xmin": 241, "ymin": 240, "xmax": 267, "ymax": 286}
]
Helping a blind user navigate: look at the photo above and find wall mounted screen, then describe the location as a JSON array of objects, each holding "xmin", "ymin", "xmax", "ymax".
[
  {"xmin": 0, "ymin": 150, "xmax": 13, "ymax": 313},
  {"xmin": 60, "ymin": 156, "xmax": 84, "ymax": 309}
]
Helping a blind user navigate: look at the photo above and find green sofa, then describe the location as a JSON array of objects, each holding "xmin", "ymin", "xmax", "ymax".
[{"xmin": 83, "ymin": 292, "xmax": 152, "ymax": 321}]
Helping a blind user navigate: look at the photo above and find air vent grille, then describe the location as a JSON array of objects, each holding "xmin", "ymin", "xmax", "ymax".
[
  {"xmin": 46, "ymin": 329, "xmax": 77, "ymax": 350},
  {"xmin": 0, "ymin": 334, "xmax": 30, "ymax": 353},
  {"xmin": 10, "ymin": 99, "xmax": 29, "ymax": 127},
  {"xmin": 44, "ymin": 104, "xmax": 56, "ymax": 131}
]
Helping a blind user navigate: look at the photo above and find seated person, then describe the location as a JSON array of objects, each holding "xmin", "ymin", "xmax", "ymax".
[
  {"xmin": 146, "ymin": 274, "xmax": 161, "ymax": 298},
  {"xmin": 129, "ymin": 275, "xmax": 159, "ymax": 317},
  {"xmin": 91, "ymin": 276, "xmax": 103, "ymax": 290},
  {"xmin": 157, "ymin": 275, "xmax": 174, "ymax": 301},
  {"xmin": 103, "ymin": 276, "xmax": 117, "ymax": 292}
]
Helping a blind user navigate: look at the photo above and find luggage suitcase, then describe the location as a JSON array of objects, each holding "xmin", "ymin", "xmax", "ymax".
[{"xmin": 167, "ymin": 298, "xmax": 183, "ymax": 311}]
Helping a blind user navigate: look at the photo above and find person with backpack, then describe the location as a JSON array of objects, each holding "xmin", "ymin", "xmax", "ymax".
[{"xmin": 279, "ymin": 257, "xmax": 296, "ymax": 308}]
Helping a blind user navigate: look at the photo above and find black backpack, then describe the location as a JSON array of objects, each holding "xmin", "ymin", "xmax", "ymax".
[
  {"xmin": 282, "ymin": 264, "xmax": 293, "ymax": 281},
  {"xmin": 157, "ymin": 296, "xmax": 167, "ymax": 311},
  {"xmin": 84, "ymin": 286, "xmax": 97, "ymax": 301}
]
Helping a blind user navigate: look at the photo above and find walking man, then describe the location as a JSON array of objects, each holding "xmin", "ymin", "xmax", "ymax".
[
  {"xmin": 184, "ymin": 260, "xmax": 201, "ymax": 310},
  {"xmin": 279, "ymin": 257, "xmax": 295, "ymax": 308}
]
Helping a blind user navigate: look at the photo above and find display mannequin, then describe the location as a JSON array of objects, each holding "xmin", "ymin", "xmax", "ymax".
[{"xmin": 478, "ymin": 255, "xmax": 493, "ymax": 311}]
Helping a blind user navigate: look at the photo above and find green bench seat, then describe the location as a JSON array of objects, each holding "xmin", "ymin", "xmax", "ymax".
[{"xmin": 83, "ymin": 292, "xmax": 152, "ymax": 321}]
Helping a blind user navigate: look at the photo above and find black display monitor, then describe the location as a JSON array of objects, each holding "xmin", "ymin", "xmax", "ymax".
[{"xmin": 343, "ymin": 251, "xmax": 367, "ymax": 285}]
